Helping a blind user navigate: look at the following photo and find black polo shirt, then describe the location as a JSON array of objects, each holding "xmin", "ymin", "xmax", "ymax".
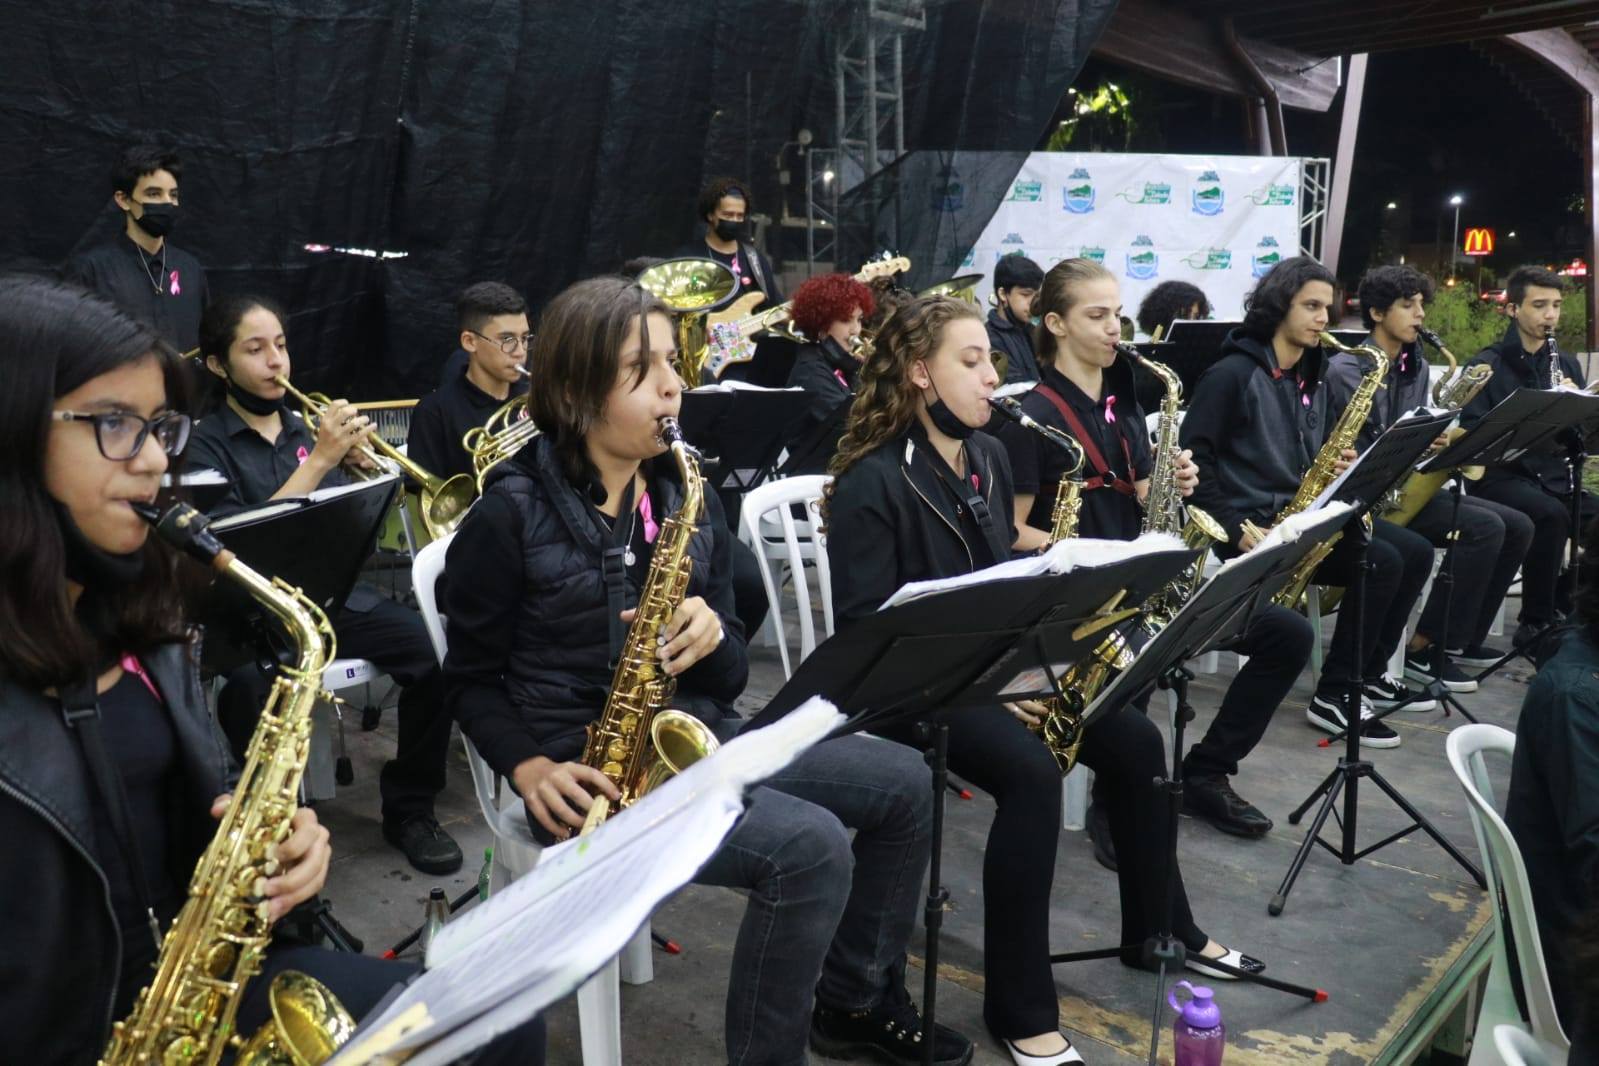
[
  {"xmin": 184, "ymin": 402, "xmax": 348, "ymax": 517},
  {"xmin": 994, "ymin": 363, "xmax": 1152, "ymax": 541},
  {"xmin": 66, "ymin": 234, "xmax": 208, "ymax": 352},
  {"xmin": 408, "ymin": 368, "xmax": 528, "ymax": 482}
]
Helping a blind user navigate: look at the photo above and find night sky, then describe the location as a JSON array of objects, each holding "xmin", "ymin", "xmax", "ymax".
[{"xmin": 1058, "ymin": 43, "xmax": 1588, "ymax": 284}]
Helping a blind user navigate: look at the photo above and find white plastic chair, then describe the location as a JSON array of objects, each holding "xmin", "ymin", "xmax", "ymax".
[
  {"xmin": 298, "ymin": 657, "xmax": 379, "ymax": 802},
  {"xmin": 413, "ymin": 533, "xmax": 652, "ymax": 1066},
  {"xmin": 1496, "ymin": 1023, "xmax": 1557, "ymax": 1066},
  {"xmin": 1444, "ymin": 724, "xmax": 1570, "ymax": 1064},
  {"xmin": 737, "ymin": 475, "xmax": 834, "ymax": 679}
]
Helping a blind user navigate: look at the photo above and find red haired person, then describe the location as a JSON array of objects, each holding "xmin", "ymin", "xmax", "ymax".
[{"xmin": 782, "ymin": 273, "xmax": 877, "ymax": 475}]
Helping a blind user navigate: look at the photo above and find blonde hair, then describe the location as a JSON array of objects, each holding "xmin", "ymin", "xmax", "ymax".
[{"xmin": 1031, "ymin": 257, "xmax": 1114, "ymax": 369}]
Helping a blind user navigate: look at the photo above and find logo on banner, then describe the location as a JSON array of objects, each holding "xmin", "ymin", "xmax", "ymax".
[
  {"xmin": 1247, "ymin": 183, "xmax": 1296, "ymax": 207},
  {"xmin": 961, "ymin": 248, "xmax": 977, "ymax": 269},
  {"xmin": 1080, "ymin": 246, "xmax": 1107, "ymax": 265},
  {"xmin": 1006, "ymin": 179, "xmax": 1043, "ymax": 202},
  {"xmin": 1001, "ymin": 232, "xmax": 1026, "ymax": 245},
  {"xmin": 1118, "ymin": 182, "xmax": 1172, "ymax": 205},
  {"xmin": 1061, "ymin": 168, "xmax": 1095, "ymax": 214},
  {"xmin": 933, "ymin": 165, "xmax": 965, "ymax": 212},
  {"xmin": 1251, "ymin": 236, "xmax": 1282, "ymax": 277},
  {"xmin": 1182, "ymin": 247, "xmax": 1233, "ymax": 270},
  {"xmin": 1125, "ymin": 236, "xmax": 1159, "ymax": 280},
  {"xmin": 1191, "ymin": 171, "xmax": 1224, "ymax": 216}
]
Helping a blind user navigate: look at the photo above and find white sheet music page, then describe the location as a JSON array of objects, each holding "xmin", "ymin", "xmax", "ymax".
[{"xmin": 326, "ymin": 695, "xmax": 844, "ymax": 1066}]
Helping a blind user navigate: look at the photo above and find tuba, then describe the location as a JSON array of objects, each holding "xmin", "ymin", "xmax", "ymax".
[
  {"xmin": 275, "ymin": 376, "xmax": 475, "ymax": 541},
  {"xmin": 1379, "ymin": 327, "xmax": 1493, "ymax": 526},
  {"xmin": 1244, "ymin": 332, "xmax": 1388, "ymax": 610},
  {"xmin": 111, "ymin": 503, "xmax": 356, "ymax": 1066},
  {"xmin": 579, "ymin": 418, "xmax": 722, "ymax": 818},
  {"xmin": 987, "ymin": 397, "xmax": 1129, "ymax": 775},
  {"xmin": 636, "ymin": 258, "xmax": 739, "ymax": 385},
  {"xmin": 1118, "ymin": 343, "xmax": 1226, "ymax": 627}
]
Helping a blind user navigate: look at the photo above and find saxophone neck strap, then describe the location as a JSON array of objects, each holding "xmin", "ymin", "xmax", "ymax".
[
  {"xmin": 1033, "ymin": 384, "xmax": 1136, "ymax": 496},
  {"xmin": 597, "ymin": 479, "xmax": 642, "ymax": 670},
  {"xmin": 61, "ymin": 672, "xmax": 163, "ymax": 953}
]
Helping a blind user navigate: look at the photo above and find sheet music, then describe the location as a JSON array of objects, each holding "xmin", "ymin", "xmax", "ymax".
[
  {"xmin": 878, "ymin": 533, "xmax": 1186, "ymax": 610},
  {"xmin": 327, "ymin": 696, "xmax": 844, "ymax": 1066},
  {"xmin": 690, "ymin": 381, "xmax": 804, "ymax": 393},
  {"xmin": 1309, "ymin": 410, "xmax": 1449, "ymax": 510},
  {"xmin": 208, "ymin": 475, "xmax": 398, "ymax": 531},
  {"xmin": 162, "ymin": 468, "xmax": 228, "ymax": 486}
]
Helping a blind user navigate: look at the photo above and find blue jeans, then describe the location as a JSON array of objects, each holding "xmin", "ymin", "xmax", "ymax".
[{"xmin": 694, "ymin": 727, "xmax": 933, "ymax": 1066}]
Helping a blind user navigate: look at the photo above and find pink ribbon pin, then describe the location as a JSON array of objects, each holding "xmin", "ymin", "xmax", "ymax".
[
  {"xmin": 638, "ymin": 491, "xmax": 660, "ymax": 544},
  {"xmin": 169, "ymin": 270, "xmax": 181, "ymax": 295},
  {"xmin": 833, "ymin": 369, "xmax": 848, "ymax": 388},
  {"xmin": 296, "ymin": 445, "xmax": 310, "ymax": 464},
  {"xmin": 1104, "ymin": 395, "xmax": 1117, "ymax": 424}
]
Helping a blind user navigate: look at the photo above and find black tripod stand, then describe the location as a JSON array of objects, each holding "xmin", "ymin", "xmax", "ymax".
[{"xmin": 1271, "ymin": 517, "xmax": 1486, "ymax": 917}]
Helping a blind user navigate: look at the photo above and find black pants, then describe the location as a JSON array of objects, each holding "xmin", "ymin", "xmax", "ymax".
[
  {"xmin": 888, "ymin": 706, "xmax": 1205, "ymax": 1039},
  {"xmin": 1182, "ymin": 604, "xmax": 1315, "ymax": 779},
  {"xmin": 219, "ymin": 596, "xmax": 451, "ymax": 823},
  {"xmin": 1313, "ymin": 519, "xmax": 1432, "ymax": 688},
  {"xmin": 1406, "ymin": 492, "xmax": 1533, "ymax": 649},
  {"xmin": 1471, "ymin": 476, "xmax": 1599, "ymax": 624},
  {"xmin": 240, "ymin": 945, "xmax": 545, "ymax": 1064}
]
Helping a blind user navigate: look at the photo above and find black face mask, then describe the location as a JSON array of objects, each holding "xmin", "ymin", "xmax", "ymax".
[
  {"xmin": 924, "ymin": 376, "xmax": 977, "ymax": 441},
  {"xmin": 713, "ymin": 218, "xmax": 749, "ymax": 243},
  {"xmin": 224, "ymin": 374, "xmax": 284, "ymax": 417},
  {"xmin": 53, "ymin": 499, "xmax": 146, "ymax": 588},
  {"xmin": 131, "ymin": 202, "xmax": 177, "ymax": 239}
]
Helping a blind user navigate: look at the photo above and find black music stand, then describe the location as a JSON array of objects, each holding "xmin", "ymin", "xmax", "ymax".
[
  {"xmin": 680, "ymin": 386, "xmax": 811, "ymax": 496},
  {"xmin": 1049, "ymin": 510, "xmax": 1345, "ymax": 1065},
  {"xmin": 1269, "ymin": 414, "xmax": 1487, "ymax": 917},
  {"xmin": 1427, "ymin": 388, "xmax": 1599, "ymax": 675},
  {"xmin": 1141, "ymin": 319, "xmax": 1242, "ymax": 403},
  {"xmin": 748, "ymin": 544, "xmax": 1198, "ymax": 1066}
]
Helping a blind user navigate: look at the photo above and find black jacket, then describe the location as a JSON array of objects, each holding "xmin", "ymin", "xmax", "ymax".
[
  {"xmin": 1461, "ymin": 322, "xmax": 1588, "ymax": 493},
  {"xmin": 986, "ymin": 308, "xmax": 1041, "ymax": 385},
  {"xmin": 1179, "ymin": 328, "xmax": 1328, "ymax": 554},
  {"xmin": 1323, "ymin": 336, "xmax": 1431, "ymax": 452},
  {"xmin": 0, "ymin": 642, "xmax": 232, "ymax": 1063},
  {"xmin": 1506, "ymin": 628, "xmax": 1599, "ymax": 1030},
  {"xmin": 827, "ymin": 425, "xmax": 1016, "ymax": 625},
  {"xmin": 781, "ymin": 339, "xmax": 858, "ymax": 475},
  {"xmin": 442, "ymin": 433, "xmax": 748, "ymax": 780}
]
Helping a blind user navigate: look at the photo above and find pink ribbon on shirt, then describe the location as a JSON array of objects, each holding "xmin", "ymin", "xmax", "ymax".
[
  {"xmin": 638, "ymin": 491, "xmax": 660, "ymax": 544},
  {"xmin": 1104, "ymin": 395, "xmax": 1117, "ymax": 424},
  {"xmin": 833, "ymin": 369, "xmax": 848, "ymax": 388},
  {"xmin": 169, "ymin": 270, "xmax": 182, "ymax": 296},
  {"xmin": 119, "ymin": 654, "xmax": 162, "ymax": 702}
]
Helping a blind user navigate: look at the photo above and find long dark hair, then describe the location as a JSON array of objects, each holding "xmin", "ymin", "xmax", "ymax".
[
  {"xmin": 1242, "ymin": 256, "xmax": 1338, "ymax": 342},
  {"xmin": 0, "ymin": 275, "xmax": 191, "ymax": 689},
  {"xmin": 525, "ymin": 276, "xmax": 672, "ymax": 489}
]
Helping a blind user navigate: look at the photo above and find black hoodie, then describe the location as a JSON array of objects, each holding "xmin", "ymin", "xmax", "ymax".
[
  {"xmin": 1178, "ymin": 328, "xmax": 1328, "ymax": 554},
  {"xmin": 1461, "ymin": 321, "xmax": 1588, "ymax": 492},
  {"xmin": 986, "ymin": 307, "xmax": 1041, "ymax": 384}
]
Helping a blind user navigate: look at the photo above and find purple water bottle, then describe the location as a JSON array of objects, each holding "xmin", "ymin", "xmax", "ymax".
[{"xmin": 1169, "ymin": 980, "xmax": 1225, "ymax": 1065}]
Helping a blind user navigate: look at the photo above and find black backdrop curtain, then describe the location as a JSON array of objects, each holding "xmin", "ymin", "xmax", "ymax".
[{"xmin": 1, "ymin": 0, "xmax": 1115, "ymax": 398}]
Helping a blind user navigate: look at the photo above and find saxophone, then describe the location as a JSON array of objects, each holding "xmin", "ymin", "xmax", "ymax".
[
  {"xmin": 579, "ymin": 417, "xmax": 722, "ymax": 817},
  {"xmin": 987, "ymin": 397, "xmax": 1120, "ymax": 775},
  {"xmin": 1120, "ymin": 343, "xmax": 1227, "ymax": 627},
  {"xmin": 113, "ymin": 503, "xmax": 355, "ymax": 1066},
  {"xmin": 1246, "ymin": 332, "xmax": 1388, "ymax": 609},
  {"xmin": 1379, "ymin": 327, "xmax": 1492, "ymax": 526}
]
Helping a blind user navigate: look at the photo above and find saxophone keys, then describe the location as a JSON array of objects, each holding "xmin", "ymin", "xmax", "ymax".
[
  {"xmin": 601, "ymin": 760, "xmax": 625, "ymax": 779},
  {"xmin": 618, "ymin": 712, "xmax": 640, "ymax": 736}
]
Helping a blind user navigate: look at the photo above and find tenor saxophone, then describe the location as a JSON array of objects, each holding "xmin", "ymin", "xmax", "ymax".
[
  {"xmin": 1119, "ymin": 343, "xmax": 1226, "ymax": 628},
  {"xmin": 579, "ymin": 418, "xmax": 721, "ymax": 818},
  {"xmin": 1249, "ymin": 332, "xmax": 1388, "ymax": 609},
  {"xmin": 111, "ymin": 503, "xmax": 356, "ymax": 1066}
]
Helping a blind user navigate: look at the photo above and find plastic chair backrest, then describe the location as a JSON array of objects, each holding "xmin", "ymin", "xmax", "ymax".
[
  {"xmin": 1494, "ymin": 1024, "xmax": 1555, "ymax": 1066},
  {"xmin": 1445, "ymin": 724, "xmax": 1570, "ymax": 1051},
  {"xmin": 737, "ymin": 475, "xmax": 833, "ymax": 679}
]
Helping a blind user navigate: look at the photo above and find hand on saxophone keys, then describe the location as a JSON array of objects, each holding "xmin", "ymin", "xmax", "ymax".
[
  {"xmin": 1238, "ymin": 520, "xmax": 1271, "ymax": 553},
  {"xmin": 1331, "ymin": 447, "xmax": 1357, "ymax": 477},
  {"xmin": 623, "ymin": 595, "xmax": 725, "ymax": 676},
  {"xmin": 512, "ymin": 757, "xmax": 622, "ymax": 840},
  {"xmin": 1173, "ymin": 448, "xmax": 1199, "ymax": 497},
  {"xmin": 211, "ymin": 793, "xmax": 333, "ymax": 921},
  {"xmin": 1004, "ymin": 700, "xmax": 1049, "ymax": 728}
]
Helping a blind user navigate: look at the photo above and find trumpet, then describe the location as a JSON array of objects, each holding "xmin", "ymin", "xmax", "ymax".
[{"xmin": 274, "ymin": 376, "xmax": 476, "ymax": 541}]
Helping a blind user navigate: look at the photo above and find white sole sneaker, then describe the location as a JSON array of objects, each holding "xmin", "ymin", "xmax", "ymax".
[{"xmin": 1305, "ymin": 697, "xmax": 1402, "ymax": 749}]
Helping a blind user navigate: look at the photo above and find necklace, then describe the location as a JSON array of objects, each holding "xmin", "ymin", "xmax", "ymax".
[
  {"xmin": 623, "ymin": 501, "xmax": 639, "ymax": 567},
  {"xmin": 137, "ymin": 243, "xmax": 167, "ymax": 295}
]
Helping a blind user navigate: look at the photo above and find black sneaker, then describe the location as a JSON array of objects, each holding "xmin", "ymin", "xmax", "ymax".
[
  {"xmin": 1447, "ymin": 643, "xmax": 1506, "ymax": 668},
  {"xmin": 1085, "ymin": 801, "xmax": 1117, "ymax": 873},
  {"xmin": 1182, "ymin": 774, "xmax": 1272, "ymax": 837},
  {"xmin": 1363, "ymin": 673, "xmax": 1438, "ymax": 712},
  {"xmin": 1402, "ymin": 652, "xmax": 1478, "ymax": 694},
  {"xmin": 383, "ymin": 814, "xmax": 464, "ymax": 875},
  {"xmin": 810, "ymin": 969, "xmax": 974, "ymax": 1065},
  {"xmin": 1305, "ymin": 692, "xmax": 1401, "ymax": 749}
]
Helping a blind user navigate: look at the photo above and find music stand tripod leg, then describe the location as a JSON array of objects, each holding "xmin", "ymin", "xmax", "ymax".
[{"xmin": 917, "ymin": 720, "xmax": 952, "ymax": 1066}]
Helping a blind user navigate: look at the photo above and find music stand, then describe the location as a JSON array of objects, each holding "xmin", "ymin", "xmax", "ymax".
[
  {"xmin": 1268, "ymin": 413, "xmax": 1486, "ymax": 917},
  {"xmin": 679, "ymin": 386, "xmax": 811, "ymax": 495},
  {"xmin": 1429, "ymin": 388, "xmax": 1599, "ymax": 675},
  {"xmin": 748, "ymin": 545, "xmax": 1198, "ymax": 1066},
  {"xmin": 1049, "ymin": 511, "xmax": 1344, "ymax": 1065},
  {"xmin": 1142, "ymin": 319, "xmax": 1242, "ymax": 402}
]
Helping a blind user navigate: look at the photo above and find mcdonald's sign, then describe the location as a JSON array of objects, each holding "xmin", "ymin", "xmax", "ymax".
[{"xmin": 1462, "ymin": 227, "xmax": 1495, "ymax": 256}]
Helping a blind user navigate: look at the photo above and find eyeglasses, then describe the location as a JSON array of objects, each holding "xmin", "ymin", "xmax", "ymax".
[
  {"xmin": 52, "ymin": 409, "xmax": 192, "ymax": 461},
  {"xmin": 470, "ymin": 330, "xmax": 535, "ymax": 354}
]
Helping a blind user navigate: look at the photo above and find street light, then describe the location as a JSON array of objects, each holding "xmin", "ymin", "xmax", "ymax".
[
  {"xmin": 1449, "ymin": 194, "xmax": 1465, "ymax": 277},
  {"xmin": 1386, "ymin": 201, "xmax": 1397, "ymax": 210}
]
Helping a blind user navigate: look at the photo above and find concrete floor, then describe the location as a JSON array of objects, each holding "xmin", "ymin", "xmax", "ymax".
[{"xmin": 314, "ymin": 570, "xmax": 1529, "ymax": 1065}]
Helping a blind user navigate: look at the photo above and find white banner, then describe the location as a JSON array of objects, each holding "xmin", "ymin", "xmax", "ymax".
[{"xmin": 962, "ymin": 152, "xmax": 1304, "ymax": 324}]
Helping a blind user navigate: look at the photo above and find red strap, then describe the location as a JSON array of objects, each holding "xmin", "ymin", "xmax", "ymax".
[{"xmin": 1032, "ymin": 385, "xmax": 1136, "ymax": 496}]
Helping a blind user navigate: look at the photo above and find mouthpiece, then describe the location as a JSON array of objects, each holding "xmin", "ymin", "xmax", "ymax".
[
  {"xmin": 134, "ymin": 501, "xmax": 232, "ymax": 569},
  {"xmin": 987, "ymin": 397, "xmax": 1083, "ymax": 467}
]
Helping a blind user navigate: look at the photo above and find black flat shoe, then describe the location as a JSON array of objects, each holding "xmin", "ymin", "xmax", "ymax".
[
  {"xmin": 1186, "ymin": 946, "xmax": 1266, "ymax": 981},
  {"xmin": 1182, "ymin": 774, "xmax": 1272, "ymax": 837}
]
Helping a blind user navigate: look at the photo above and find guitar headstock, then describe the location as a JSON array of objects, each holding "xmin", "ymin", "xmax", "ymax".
[{"xmin": 854, "ymin": 254, "xmax": 911, "ymax": 283}]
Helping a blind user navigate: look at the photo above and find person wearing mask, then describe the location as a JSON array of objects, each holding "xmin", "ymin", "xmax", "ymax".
[{"xmin": 782, "ymin": 272, "xmax": 877, "ymax": 475}]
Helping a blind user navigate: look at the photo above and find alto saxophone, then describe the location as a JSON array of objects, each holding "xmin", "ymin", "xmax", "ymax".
[
  {"xmin": 1119, "ymin": 343, "xmax": 1226, "ymax": 628},
  {"xmin": 1247, "ymin": 332, "xmax": 1388, "ymax": 609},
  {"xmin": 113, "ymin": 503, "xmax": 355, "ymax": 1066},
  {"xmin": 1379, "ymin": 327, "xmax": 1492, "ymax": 526},
  {"xmin": 987, "ymin": 397, "xmax": 1121, "ymax": 775},
  {"xmin": 580, "ymin": 418, "xmax": 721, "ymax": 819}
]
